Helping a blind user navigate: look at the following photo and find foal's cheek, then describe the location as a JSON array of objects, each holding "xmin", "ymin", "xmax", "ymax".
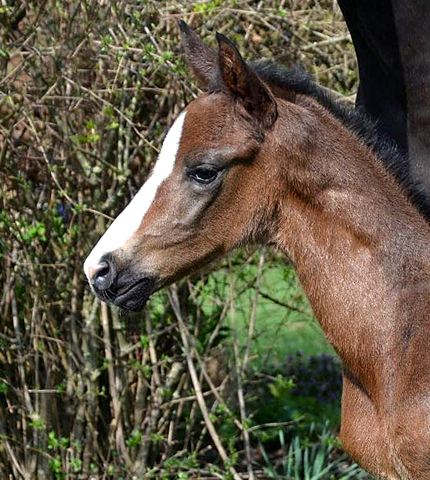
[{"xmin": 173, "ymin": 183, "xmax": 221, "ymax": 228}]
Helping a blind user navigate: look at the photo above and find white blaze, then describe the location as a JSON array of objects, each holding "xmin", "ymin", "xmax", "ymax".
[{"xmin": 84, "ymin": 110, "xmax": 187, "ymax": 280}]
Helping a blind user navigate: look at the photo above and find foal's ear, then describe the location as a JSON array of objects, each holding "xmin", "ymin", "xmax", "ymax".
[
  {"xmin": 178, "ymin": 20, "xmax": 219, "ymax": 90},
  {"xmin": 216, "ymin": 33, "xmax": 278, "ymax": 130}
]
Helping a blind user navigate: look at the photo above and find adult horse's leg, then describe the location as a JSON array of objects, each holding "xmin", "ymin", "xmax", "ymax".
[
  {"xmin": 391, "ymin": 0, "xmax": 430, "ymax": 197},
  {"xmin": 337, "ymin": 0, "xmax": 407, "ymax": 156}
]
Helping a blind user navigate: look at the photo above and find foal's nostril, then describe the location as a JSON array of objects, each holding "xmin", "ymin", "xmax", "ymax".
[{"xmin": 90, "ymin": 261, "xmax": 113, "ymax": 291}]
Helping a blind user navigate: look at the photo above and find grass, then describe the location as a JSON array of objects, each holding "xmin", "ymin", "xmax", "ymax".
[
  {"xmin": 194, "ymin": 252, "xmax": 336, "ymax": 368},
  {"xmin": 235, "ymin": 268, "xmax": 336, "ymax": 367},
  {"xmin": 258, "ymin": 427, "xmax": 371, "ymax": 479}
]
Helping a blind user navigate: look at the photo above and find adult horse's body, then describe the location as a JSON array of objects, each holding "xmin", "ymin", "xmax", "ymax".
[
  {"xmin": 338, "ymin": 0, "xmax": 430, "ymax": 201},
  {"xmin": 85, "ymin": 24, "xmax": 430, "ymax": 479}
]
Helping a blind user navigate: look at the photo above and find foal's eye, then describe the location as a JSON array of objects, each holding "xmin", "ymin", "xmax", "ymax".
[{"xmin": 188, "ymin": 166, "xmax": 219, "ymax": 185}]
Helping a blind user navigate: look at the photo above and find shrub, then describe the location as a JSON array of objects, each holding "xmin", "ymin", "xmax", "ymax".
[{"xmin": 0, "ymin": 1, "xmax": 359, "ymax": 478}]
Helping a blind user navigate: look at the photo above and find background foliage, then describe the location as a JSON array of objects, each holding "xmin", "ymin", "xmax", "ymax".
[{"xmin": 1, "ymin": 1, "xmax": 370, "ymax": 478}]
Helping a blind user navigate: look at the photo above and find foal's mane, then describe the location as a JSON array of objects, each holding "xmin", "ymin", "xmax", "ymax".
[{"xmin": 252, "ymin": 62, "xmax": 430, "ymax": 221}]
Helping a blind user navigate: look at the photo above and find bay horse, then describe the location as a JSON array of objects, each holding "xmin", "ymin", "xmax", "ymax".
[{"xmin": 84, "ymin": 23, "xmax": 430, "ymax": 480}]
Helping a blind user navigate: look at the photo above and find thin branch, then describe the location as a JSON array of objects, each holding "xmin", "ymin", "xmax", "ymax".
[
  {"xmin": 168, "ymin": 285, "xmax": 243, "ymax": 480},
  {"xmin": 257, "ymin": 289, "xmax": 313, "ymax": 318}
]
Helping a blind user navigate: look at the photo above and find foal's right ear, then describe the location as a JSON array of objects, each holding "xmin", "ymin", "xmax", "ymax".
[
  {"xmin": 178, "ymin": 21, "xmax": 219, "ymax": 91},
  {"xmin": 216, "ymin": 33, "xmax": 278, "ymax": 131}
]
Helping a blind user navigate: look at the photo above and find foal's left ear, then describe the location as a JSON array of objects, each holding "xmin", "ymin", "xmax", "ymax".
[
  {"xmin": 216, "ymin": 33, "xmax": 278, "ymax": 130},
  {"xmin": 178, "ymin": 20, "xmax": 219, "ymax": 91}
]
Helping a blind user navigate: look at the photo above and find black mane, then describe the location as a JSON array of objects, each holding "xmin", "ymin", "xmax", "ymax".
[{"xmin": 253, "ymin": 62, "xmax": 430, "ymax": 221}]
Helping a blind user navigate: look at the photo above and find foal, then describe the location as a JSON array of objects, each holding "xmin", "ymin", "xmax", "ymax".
[{"xmin": 84, "ymin": 24, "xmax": 430, "ymax": 479}]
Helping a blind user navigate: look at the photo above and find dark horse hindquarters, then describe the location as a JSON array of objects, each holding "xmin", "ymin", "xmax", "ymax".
[{"xmin": 338, "ymin": 0, "xmax": 430, "ymax": 209}]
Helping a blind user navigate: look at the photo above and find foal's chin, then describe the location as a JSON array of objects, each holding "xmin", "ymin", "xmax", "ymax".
[{"xmin": 96, "ymin": 275, "xmax": 158, "ymax": 313}]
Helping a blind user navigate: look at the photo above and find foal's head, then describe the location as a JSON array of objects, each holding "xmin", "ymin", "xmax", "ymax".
[{"xmin": 84, "ymin": 23, "xmax": 285, "ymax": 311}]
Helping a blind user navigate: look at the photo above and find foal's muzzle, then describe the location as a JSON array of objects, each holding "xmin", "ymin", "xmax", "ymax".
[{"xmin": 88, "ymin": 255, "xmax": 157, "ymax": 312}]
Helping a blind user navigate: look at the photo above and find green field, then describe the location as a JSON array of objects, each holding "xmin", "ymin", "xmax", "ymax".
[{"xmin": 195, "ymin": 251, "xmax": 336, "ymax": 368}]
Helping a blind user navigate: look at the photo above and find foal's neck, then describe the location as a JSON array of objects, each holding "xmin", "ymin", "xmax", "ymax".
[{"xmin": 272, "ymin": 97, "xmax": 430, "ymax": 387}]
